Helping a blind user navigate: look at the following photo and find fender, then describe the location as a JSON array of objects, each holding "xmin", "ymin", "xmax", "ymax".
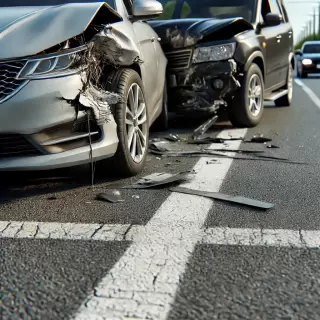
[{"xmin": 244, "ymin": 51, "xmax": 266, "ymax": 80}]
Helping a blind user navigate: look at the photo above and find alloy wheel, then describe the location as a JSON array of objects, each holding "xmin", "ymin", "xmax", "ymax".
[
  {"xmin": 125, "ymin": 83, "xmax": 148, "ymax": 163},
  {"xmin": 248, "ymin": 74, "xmax": 263, "ymax": 117}
]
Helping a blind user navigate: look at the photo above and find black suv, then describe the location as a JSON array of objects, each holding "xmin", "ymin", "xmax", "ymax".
[
  {"xmin": 149, "ymin": 0, "xmax": 294, "ymax": 127},
  {"xmin": 295, "ymin": 41, "xmax": 320, "ymax": 78}
]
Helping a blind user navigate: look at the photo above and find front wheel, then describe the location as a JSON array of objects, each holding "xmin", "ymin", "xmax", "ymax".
[
  {"xmin": 100, "ymin": 69, "xmax": 149, "ymax": 177},
  {"xmin": 228, "ymin": 63, "xmax": 264, "ymax": 127}
]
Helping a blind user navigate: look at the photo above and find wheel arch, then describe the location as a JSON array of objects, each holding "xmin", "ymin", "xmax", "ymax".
[{"xmin": 244, "ymin": 51, "xmax": 265, "ymax": 81}]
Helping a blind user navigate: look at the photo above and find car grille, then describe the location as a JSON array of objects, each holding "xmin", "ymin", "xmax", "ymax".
[
  {"xmin": 165, "ymin": 49, "xmax": 192, "ymax": 71},
  {"xmin": 0, "ymin": 134, "xmax": 41, "ymax": 158},
  {"xmin": 0, "ymin": 61, "xmax": 28, "ymax": 103}
]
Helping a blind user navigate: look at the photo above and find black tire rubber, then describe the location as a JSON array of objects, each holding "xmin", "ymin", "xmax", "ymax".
[
  {"xmin": 99, "ymin": 68, "xmax": 149, "ymax": 177},
  {"xmin": 275, "ymin": 63, "xmax": 293, "ymax": 107},
  {"xmin": 228, "ymin": 63, "xmax": 264, "ymax": 128},
  {"xmin": 152, "ymin": 80, "xmax": 169, "ymax": 131}
]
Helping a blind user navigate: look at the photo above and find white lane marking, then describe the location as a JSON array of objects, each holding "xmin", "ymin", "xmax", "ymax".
[
  {"xmin": 0, "ymin": 222, "xmax": 131, "ymax": 241},
  {"xmin": 295, "ymin": 79, "xmax": 320, "ymax": 110},
  {"xmin": 73, "ymin": 128, "xmax": 247, "ymax": 320},
  {"xmin": 3, "ymin": 220, "xmax": 320, "ymax": 249}
]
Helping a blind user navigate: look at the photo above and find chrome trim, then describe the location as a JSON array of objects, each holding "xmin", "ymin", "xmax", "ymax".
[
  {"xmin": 0, "ymin": 80, "xmax": 29, "ymax": 104},
  {"xmin": 40, "ymin": 131, "xmax": 99, "ymax": 146}
]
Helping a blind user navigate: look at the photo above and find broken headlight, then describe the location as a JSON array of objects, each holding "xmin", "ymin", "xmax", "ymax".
[
  {"xmin": 17, "ymin": 46, "xmax": 86, "ymax": 80},
  {"xmin": 192, "ymin": 43, "xmax": 236, "ymax": 63}
]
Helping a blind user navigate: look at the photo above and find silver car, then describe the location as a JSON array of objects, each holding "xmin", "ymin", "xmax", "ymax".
[{"xmin": 0, "ymin": 0, "xmax": 168, "ymax": 177}]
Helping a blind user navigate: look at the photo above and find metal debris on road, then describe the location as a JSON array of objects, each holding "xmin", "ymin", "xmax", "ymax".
[
  {"xmin": 170, "ymin": 187, "xmax": 274, "ymax": 210},
  {"xmin": 120, "ymin": 171, "xmax": 194, "ymax": 189},
  {"xmin": 96, "ymin": 190, "xmax": 124, "ymax": 203},
  {"xmin": 192, "ymin": 115, "xmax": 218, "ymax": 140}
]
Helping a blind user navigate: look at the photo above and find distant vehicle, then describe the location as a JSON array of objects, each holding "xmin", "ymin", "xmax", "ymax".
[
  {"xmin": 295, "ymin": 41, "xmax": 320, "ymax": 78},
  {"xmin": 0, "ymin": 0, "xmax": 167, "ymax": 177},
  {"xmin": 149, "ymin": 0, "xmax": 295, "ymax": 127}
]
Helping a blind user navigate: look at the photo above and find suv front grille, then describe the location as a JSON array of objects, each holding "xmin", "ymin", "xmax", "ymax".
[
  {"xmin": 0, "ymin": 61, "xmax": 28, "ymax": 103},
  {"xmin": 165, "ymin": 49, "xmax": 192, "ymax": 71},
  {"xmin": 0, "ymin": 134, "xmax": 41, "ymax": 159}
]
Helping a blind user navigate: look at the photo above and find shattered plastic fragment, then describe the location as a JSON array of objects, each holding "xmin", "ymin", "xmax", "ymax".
[
  {"xmin": 267, "ymin": 144, "xmax": 280, "ymax": 149},
  {"xmin": 164, "ymin": 134, "xmax": 181, "ymax": 142},
  {"xmin": 248, "ymin": 136, "xmax": 272, "ymax": 143},
  {"xmin": 188, "ymin": 137, "xmax": 243, "ymax": 144},
  {"xmin": 170, "ymin": 187, "xmax": 274, "ymax": 210},
  {"xmin": 192, "ymin": 115, "xmax": 218, "ymax": 140},
  {"xmin": 96, "ymin": 190, "xmax": 124, "ymax": 203}
]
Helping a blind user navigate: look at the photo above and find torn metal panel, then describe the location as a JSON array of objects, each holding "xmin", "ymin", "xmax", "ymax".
[
  {"xmin": 0, "ymin": 2, "xmax": 122, "ymax": 60},
  {"xmin": 170, "ymin": 187, "xmax": 274, "ymax": 210},
  {"xmin": 96, "ymin": 191, "xmax": 124, "ymax": 203},
  {"xmin": 167, "ymin": 59, "xmax": 240, "ymax": 113},
  {"xmin": 192, "ymin": 115, "xmax": 218, "ymax": 140},
  {"xmin": 149, "ymin": 17, "xmax": 253, "ymax": 50}
]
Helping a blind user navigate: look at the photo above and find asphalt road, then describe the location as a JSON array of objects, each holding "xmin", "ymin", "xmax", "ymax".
[{"xmin": 1, "ymin": 77, "xmax": 320, "ymax": 320}]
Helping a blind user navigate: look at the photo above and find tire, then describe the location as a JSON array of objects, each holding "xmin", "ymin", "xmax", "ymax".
[
  {"xmin": 99, "ymin": 69, "xmax": 149, "ymax": 177},
  {"xmin": 152, "ymin": 80, "xmax": 169, "ymax": 131},
  {"xmin": 228, "ymin": 63, "xmax": 264, "ymax": 127},
  {"xmin": 275, "ymin": 62, "xmax": 294, "ymax": 107}
]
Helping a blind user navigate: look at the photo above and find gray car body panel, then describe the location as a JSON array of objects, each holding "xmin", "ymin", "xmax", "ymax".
[{"xmin": 0, "ymin": 0, "xmax": 167, "ymax": 171}]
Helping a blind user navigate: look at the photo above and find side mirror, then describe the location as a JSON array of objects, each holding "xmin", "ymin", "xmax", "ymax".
[
  {"xmin": 132, "ymin": 0, "xmax": 163, "ymax": 18},
  {"xmin": 295, "ymin": 49, "xmax": 302, "ymax": 56},
  {"xmin": 264, "ymin": 13, "xmax": 282, "ymax": 27}
]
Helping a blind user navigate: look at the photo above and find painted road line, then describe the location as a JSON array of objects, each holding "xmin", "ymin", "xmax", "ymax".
[
  {"xmin": 0, "ymin": 221, "xmax": 131, "ymax": 241},
  {"xmin": 73, "ymin": 128, "xmax": 247, "ymax": 320},
  {"xmin": 295, "ymin": 79, "xmax": 320, "ymax": 110}
]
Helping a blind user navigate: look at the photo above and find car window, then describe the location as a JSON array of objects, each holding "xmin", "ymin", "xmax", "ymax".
[
  {"xmin": 0, "ymin": 0, "xmax": 115, "ymax": 9},
  {"xmin": 280, "ymin": 2, "xmax": 289, "ymax": 22},
  {"xmin": 269, "ymin": 0, "xmax": 282, "ymax": 17},
  {"xmin": 122, "ymin": 0, "xmax": 133, "ymax": 15},
  {"xmin": 156, "ymin": 0, "xmax": 256, "ymax": 22},
  {"xmin": 303, "ymin": 44, "xmax": 320, "ymax": 54}
]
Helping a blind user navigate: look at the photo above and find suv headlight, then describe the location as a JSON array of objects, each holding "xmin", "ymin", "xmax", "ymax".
[
  {"xmin": 17, "ymin": 46, "xmax": 86, "ymax": 80},
  {"xmin": 192, "ymin": 43, "xmax": 236, "ymax": 63},
  {"xmin": 302, "ymin": 58, "xmax": 312, "ymax": 65}
]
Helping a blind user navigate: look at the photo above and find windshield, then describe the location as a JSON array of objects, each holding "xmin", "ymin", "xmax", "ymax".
[
  {"xmin": 303, "ymin": 44, "xmax": 320, "ymax": 54},
  {"xmin": 0, "ymin": 0, "xmax": 115, "ymax": 9},
  {"xmin": 156, "ymin": 0, "xmax": 255, "ymax": 22}
]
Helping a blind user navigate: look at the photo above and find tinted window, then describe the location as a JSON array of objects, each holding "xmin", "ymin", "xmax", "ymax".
[
  {"xmin": 0, "ymin": 0, "xmax": 115, "ymax": 9},
  {"xmin": 303, "ymin": 44, "xmax": 320, "ymax": 54},
  {"xmin": 156, "ymin": 0, "xmax": 255, "ymax": 23}
]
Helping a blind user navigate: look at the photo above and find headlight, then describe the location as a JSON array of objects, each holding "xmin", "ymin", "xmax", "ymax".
[
  {"xmin": 302, "ymin": 58, "xmax": 312, "ymax": 65},
  {"xmin": 17, "ymin": 46, "xmax": 86, "ymax": 80},
  {"xmin": 192, "ymin": 43, "xmax": 236, "ymax": 63}
]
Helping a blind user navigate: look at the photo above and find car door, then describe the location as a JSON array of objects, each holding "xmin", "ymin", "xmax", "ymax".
[
  {"xmin": 268, "ymin": 0, "xmax": 288, "ymax": 84},
  {"xmin": 279, "ymin": 1, "xmax": 294, "ymax": 61}
]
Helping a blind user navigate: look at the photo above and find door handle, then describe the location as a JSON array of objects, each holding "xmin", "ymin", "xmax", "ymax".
[
  {"xmin": 288, "ymin": 31, "xmax": 293, "ymax": 35},
  {"xmin": 276, "ymin": 35, "xmax": 282, "ymax": 39},
  {"xmin": 151, "ymin": 37, "xmax": 156, "ymax": 42}
]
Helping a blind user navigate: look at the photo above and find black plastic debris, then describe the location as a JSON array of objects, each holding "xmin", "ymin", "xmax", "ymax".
[
  {"xmin": 96, "ymin": 190, "xmax": 124, "ymax": 203},
  {"xmin": 247, "ymin": 136, "xmax": 272, "ymax": 143},
  {"xmin": 120, "ymin": 172, "xmax": 194, "ymax": 189},
  {"xmin": 170, "ymin": 187, "xmax": 274, "ymax": 210},
  {"xmin": 267, "ymin": 144, "xmax": 280, "ymax": 149},
  {"xmin": 149, "ymin": 142, "xmax": 169, "ymax": 153},
  {"xmin": 192, "ymin": 115, "xmax": 218, "ymax": 140},
  {"xmin": 47, "ymin": 196, "xmax": 57, "ymax": 200},
  {"xmin": 188, "ymin": 137, "xmax": 243, "ymax": 145}
]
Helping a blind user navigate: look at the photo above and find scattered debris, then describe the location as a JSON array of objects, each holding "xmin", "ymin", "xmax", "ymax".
[
  {"xmin": 267, "ymin": 144, "xmax": 280, "ymax": 149},
  {"xmin": 206, "ymin": 160, "xmax": 217, "ymax": 164},
  {"xmin": 188, "ymin": 137, "xmax": 243, "ymax": 145},
  {"xmin": 132, "ymin": 195, "xmax": 140, "ymax": 199},
  {"xmin": 156, "ymin": 157, "xmax": 162, "ymax": 160},
  {"xmin": 170, "ymin": 187, "xmax": 274, "ymax": 210},
  {"xmin": 119, "ymin": 172, "xmax": 194, "ymax": 189},
  {"xmin": 47, "ymin": 196, "xmax": 57, "ymax": 200},
  {"xmin": 96, "ymin": 190, "xmax": 124, "ymax": 203},
  {"xmin": 164, "ymin": 134, "xmax": 181, "ymax": 142},
  {"xmin": 192, "ymin": 115, "xmax": 218, "ymax": 140}
]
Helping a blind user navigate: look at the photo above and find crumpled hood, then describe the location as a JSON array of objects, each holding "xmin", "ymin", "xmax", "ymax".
[
  {"xmin": 148, "ymin": 17, "xmax": 253, "ymax": 50},
  {"xmin": 0, "ymin": 3, "xmax": 122, "ymax": 60}
]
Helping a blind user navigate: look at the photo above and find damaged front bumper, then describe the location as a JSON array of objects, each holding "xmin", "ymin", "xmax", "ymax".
[
  {"xmin": 0, "ymin": 74, "xmax": 118, "ymax": 171},
  {"xmin": 167, "ymin": 59, "xmax": 240, "ymax": 114}
]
